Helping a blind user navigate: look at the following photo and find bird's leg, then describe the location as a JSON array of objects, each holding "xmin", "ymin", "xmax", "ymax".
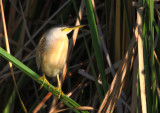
[
  {"xmin": 39, "ymin": 74, "xmax": 50, "ymax": 89},
  {"xmin": 53, "ymin": 74, "xmax": 63, "ymax": 98},
  {"xmin": 57, "ymin": 73, "xmax": 61, "ymax": 89}
]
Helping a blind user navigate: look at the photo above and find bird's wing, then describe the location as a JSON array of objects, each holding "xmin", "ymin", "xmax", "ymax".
[{"xmin": 35, "ymin": 34, "xmax": 46, "ymax": 70}]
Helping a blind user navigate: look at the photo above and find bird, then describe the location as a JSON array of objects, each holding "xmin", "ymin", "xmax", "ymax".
[{"xmin": 35, "ymin": 25, "xmax": 85, "ymax": 97}]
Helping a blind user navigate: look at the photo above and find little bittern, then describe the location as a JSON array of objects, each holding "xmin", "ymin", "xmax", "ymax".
[{"xmin": 36, "ymin": 25, "xmax": 84, "ymax": 97}]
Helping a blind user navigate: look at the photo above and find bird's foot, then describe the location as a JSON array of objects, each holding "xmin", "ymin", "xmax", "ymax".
[
  {"xmin": 53, "ymin": 87, "xmax": 63, "ymax": 98},
  {"xmin": 39, "ymin": 74, "xmax": 51, "ymax": 89}
]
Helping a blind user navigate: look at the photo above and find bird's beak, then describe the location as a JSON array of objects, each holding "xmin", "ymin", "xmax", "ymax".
[{"xmin": 62, "ymin": 25, "xmax": 86, "ymax": 34}]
